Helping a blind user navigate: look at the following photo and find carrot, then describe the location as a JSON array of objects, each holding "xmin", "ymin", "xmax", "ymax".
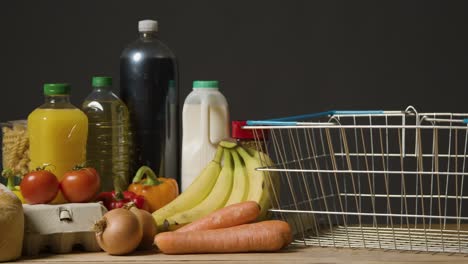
[
  {"xmin": 175, "ymin": 201, "xmax": 261, "ymax": 232},
  {"xmin": 155, "ymin": 220, "xmax": 292, "ymax": 254}
]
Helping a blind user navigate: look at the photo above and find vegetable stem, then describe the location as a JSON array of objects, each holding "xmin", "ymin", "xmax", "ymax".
[
  {"xmin": 114, "ymin": 176, "xmax": 124, "ymax": 200},
  {"xmin": 93, "ymin": 217, "xmax": 107, "ymax": 234},
  {"xmin": 235, "ymin": 146, "xmax": 252, "ymax": 160},
  {"xmin": 38, "ymin": 163, "xmax": 56, "ymax": 171},
  {"xmin": 219, "ymin": 140, "xmax": 237, "ymax": 149},
  {"xmin": 133, "ymin": 166, "xmax": 162, "ymax": 186},
  {"xmin": 213, "ymin": 145, "xmax": 224, "ymax": 164},
  {"xmin": 2, "ymin": 168, "xmax": 16, "ymax": 190}
]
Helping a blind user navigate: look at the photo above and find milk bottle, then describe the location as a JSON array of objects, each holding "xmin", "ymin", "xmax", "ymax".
[{"xmin": 181, "ymin": 80, "xmax": 229, "ymax": 191}]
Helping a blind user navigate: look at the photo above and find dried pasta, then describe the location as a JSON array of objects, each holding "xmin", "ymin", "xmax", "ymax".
[{"xmin": 2, "ymin": 121, "xmax": 29, "ymax": 177}]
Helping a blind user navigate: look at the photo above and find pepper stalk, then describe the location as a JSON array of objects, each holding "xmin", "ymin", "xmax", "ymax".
[
  {"xmin": 133, "ymin": 166, "xmax": 162, "ymax": 186},
  {"xmin": 113, "ymin": 167, "xmax": 129, "ymax": 201},
  {"xmin": 2, "ymin": 168, "xmax": 16, "ymax": 190},
  {"xmin": 1, "ymin": 168, "xmax": 24, "ymax": 203}
]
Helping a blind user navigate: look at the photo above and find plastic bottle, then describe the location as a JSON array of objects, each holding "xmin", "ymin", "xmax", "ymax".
[
  {"xmin": 181, "ymin": 80, "xmax": 230, "ymax": 191},
  {"xmin": 28, "ymin": 83, "xmax": 88, "ymax": 203},
  {"xmin": 120, "ymin": 19, "xmax": 179, "ymax": 183},
  {"xmin": 82, "ymin": 77, "xmax": 131, "ymax": 192}
]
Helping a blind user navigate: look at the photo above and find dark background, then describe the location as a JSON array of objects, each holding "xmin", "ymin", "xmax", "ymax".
[
  {"xmin": 1, "ymin": 0, "xmax": 468, "ymax": 224},
  {"xmin": 1, "ymin": 0, "xmax": 468, "ymax": 122}
]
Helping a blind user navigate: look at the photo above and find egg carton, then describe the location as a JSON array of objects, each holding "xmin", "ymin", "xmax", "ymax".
[{"xmin": 22, "ymin": 203, "xmax": 107, "ymax": 256}]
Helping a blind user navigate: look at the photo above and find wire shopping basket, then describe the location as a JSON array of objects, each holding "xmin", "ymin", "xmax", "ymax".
[{"xmin": 245, "ymin": 106, "xmax": 468, "ymax": 253}]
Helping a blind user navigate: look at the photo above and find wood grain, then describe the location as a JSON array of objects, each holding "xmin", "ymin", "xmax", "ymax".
[{"xmin": 15, "ymin": 246, "xmax": 468, "ymax": 264}]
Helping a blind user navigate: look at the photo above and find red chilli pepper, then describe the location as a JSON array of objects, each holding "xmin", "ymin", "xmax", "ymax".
[{"xmin": 95, "ymin": 190, "xmax": 148, "ymax": 211}]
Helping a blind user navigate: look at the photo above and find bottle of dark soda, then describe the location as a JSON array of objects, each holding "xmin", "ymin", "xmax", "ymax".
[{"xmin": 120, "ymin": 20, "xmax": 179, "ymax": 183}]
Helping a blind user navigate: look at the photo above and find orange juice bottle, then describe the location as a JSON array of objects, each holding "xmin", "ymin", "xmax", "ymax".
[{"xmin": 28, "ymin": 83, "xmax": 88, "ymax": 203}]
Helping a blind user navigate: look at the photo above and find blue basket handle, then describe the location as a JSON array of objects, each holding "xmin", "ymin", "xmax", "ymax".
[
  {"xmin": 246, "ymin": 110, "xmax": 385, "ymax": 126},
  {"xmin": 246, "ymin": 120, "xmax": 300, "ymax": 126}
]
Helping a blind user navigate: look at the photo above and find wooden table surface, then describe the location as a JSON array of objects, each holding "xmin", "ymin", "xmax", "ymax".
[{"xmin": 15, "ymin": 246, "xmax": 468, "ymax": 264}]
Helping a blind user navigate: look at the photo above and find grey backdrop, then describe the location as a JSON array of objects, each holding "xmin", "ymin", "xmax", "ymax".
[{"xmin": 1, "ymin": 0, "xmax": 468, "ymax": 123}]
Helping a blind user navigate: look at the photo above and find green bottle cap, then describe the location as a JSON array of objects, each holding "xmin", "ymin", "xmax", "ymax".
[
  {"xmin": 193, "ymin": 80, "xmax": 219, "ymax": 89},
  {"xmin": 92, "ymin": 76, "xmax": 113, "ymax": 88},
  {"xmin": 43, "ymin": 83, "xmax": 71, "ymax": 95},
  {"xmin": 169, "ymin": 80, "xmax": 176, "ymax": 88}
]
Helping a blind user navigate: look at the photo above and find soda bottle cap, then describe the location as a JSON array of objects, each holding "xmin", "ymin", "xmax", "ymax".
[
  {"xmin": 92, "ymin": 76, "xmax": 113, "ymax": 88},
  {"xmin": 232, "ymin": 120, "xmax": 268, "ymax": 140},
  {"xmin": 43, "ymin": 83, "xmax": 71, "ymax": 95},
  {"xmin": 193, "ymin": 80, "xmax": 219, "ymax": 89},
  {"xmin": 139, "ymin": 20, "xmax": 158, "ymax": 32}
]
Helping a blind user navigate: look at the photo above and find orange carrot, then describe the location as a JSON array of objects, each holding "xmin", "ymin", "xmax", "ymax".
[
  {"xmin": 155, "ymin": 220, "xmax": 292, "ymax": 254},
  {"xmin": 175, "ymin": 201, "xmax": 261, "ymax": 232}
]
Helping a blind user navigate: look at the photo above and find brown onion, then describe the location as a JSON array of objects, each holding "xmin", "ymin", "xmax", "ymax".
[
  {"xmin": 94, "ymin": 208, "xmax": 142, "ymax": 255},
  {"xmin": 129, "ymin": 206, "xmax": 158, "ymax": 250}
]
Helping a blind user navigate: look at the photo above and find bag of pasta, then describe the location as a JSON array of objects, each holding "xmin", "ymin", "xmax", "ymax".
[{"xmin": 1, "ymin": 120, "xmax": 29, "ymax": 202}]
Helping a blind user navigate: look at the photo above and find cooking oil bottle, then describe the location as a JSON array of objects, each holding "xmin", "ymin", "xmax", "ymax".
[{"xmin": 82, "ymin": 76, "xmax": 131, "ymax": 192}]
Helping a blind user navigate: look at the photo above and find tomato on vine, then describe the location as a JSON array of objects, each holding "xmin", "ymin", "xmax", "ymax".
[
  {"xmin": 60, "ymin": 166, "xmax": 101, "ymax": 203},
  {"xmin": 20, "ymin": 167, "xmax": 59, "ymax": 204}
]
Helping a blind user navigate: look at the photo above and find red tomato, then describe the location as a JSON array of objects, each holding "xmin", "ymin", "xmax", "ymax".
[
  {"xmin": 61, "ymin": 167, "xmax": 101, "ymax": 203},
  {"xmin": 20, "ymin": 170, "xmax": 60, "ymax": 204}
]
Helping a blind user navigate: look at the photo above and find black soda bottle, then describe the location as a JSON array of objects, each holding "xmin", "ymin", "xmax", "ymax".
[{"xmin": 120, "ymin": 19, "xmax": 179, "ymax": 183}]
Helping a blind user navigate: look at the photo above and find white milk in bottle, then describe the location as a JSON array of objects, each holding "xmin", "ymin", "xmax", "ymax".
[{"xmin": 181, "ymin": 80, "xmax": 229, "ymax": 191}]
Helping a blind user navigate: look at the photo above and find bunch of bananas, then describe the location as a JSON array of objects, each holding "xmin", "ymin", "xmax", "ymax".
[{"xmin": 152, "ymin": 141, "xmax": 279, "ymax": 231}]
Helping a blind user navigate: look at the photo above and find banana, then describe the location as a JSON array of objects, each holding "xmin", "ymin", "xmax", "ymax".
[
  {"xmin": 245, "ymin": 147, "xmax": 281, "ymax": 207},
  {"xmin": 152, "ymin": 146, "xmax": 223, "ymax": 229},
  {"xmin": 219, "ymin": 140, "xmax": 237, "ymax": 149},
  {"xmin": 165, "ymin": 149, "xmax": 234, "ymax": 227},
  {"xmin": 224, "ymin": 149, "xmax": 248, "ymax": 206},
  {"xmin": 236, "ymin": 146, "xmax": 275, "ymax": 220}
]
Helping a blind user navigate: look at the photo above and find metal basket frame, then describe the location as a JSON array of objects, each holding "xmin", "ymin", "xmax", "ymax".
[{"xmin": 246, "ymin": 106, "xmax": 468, "ymax": 253}]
